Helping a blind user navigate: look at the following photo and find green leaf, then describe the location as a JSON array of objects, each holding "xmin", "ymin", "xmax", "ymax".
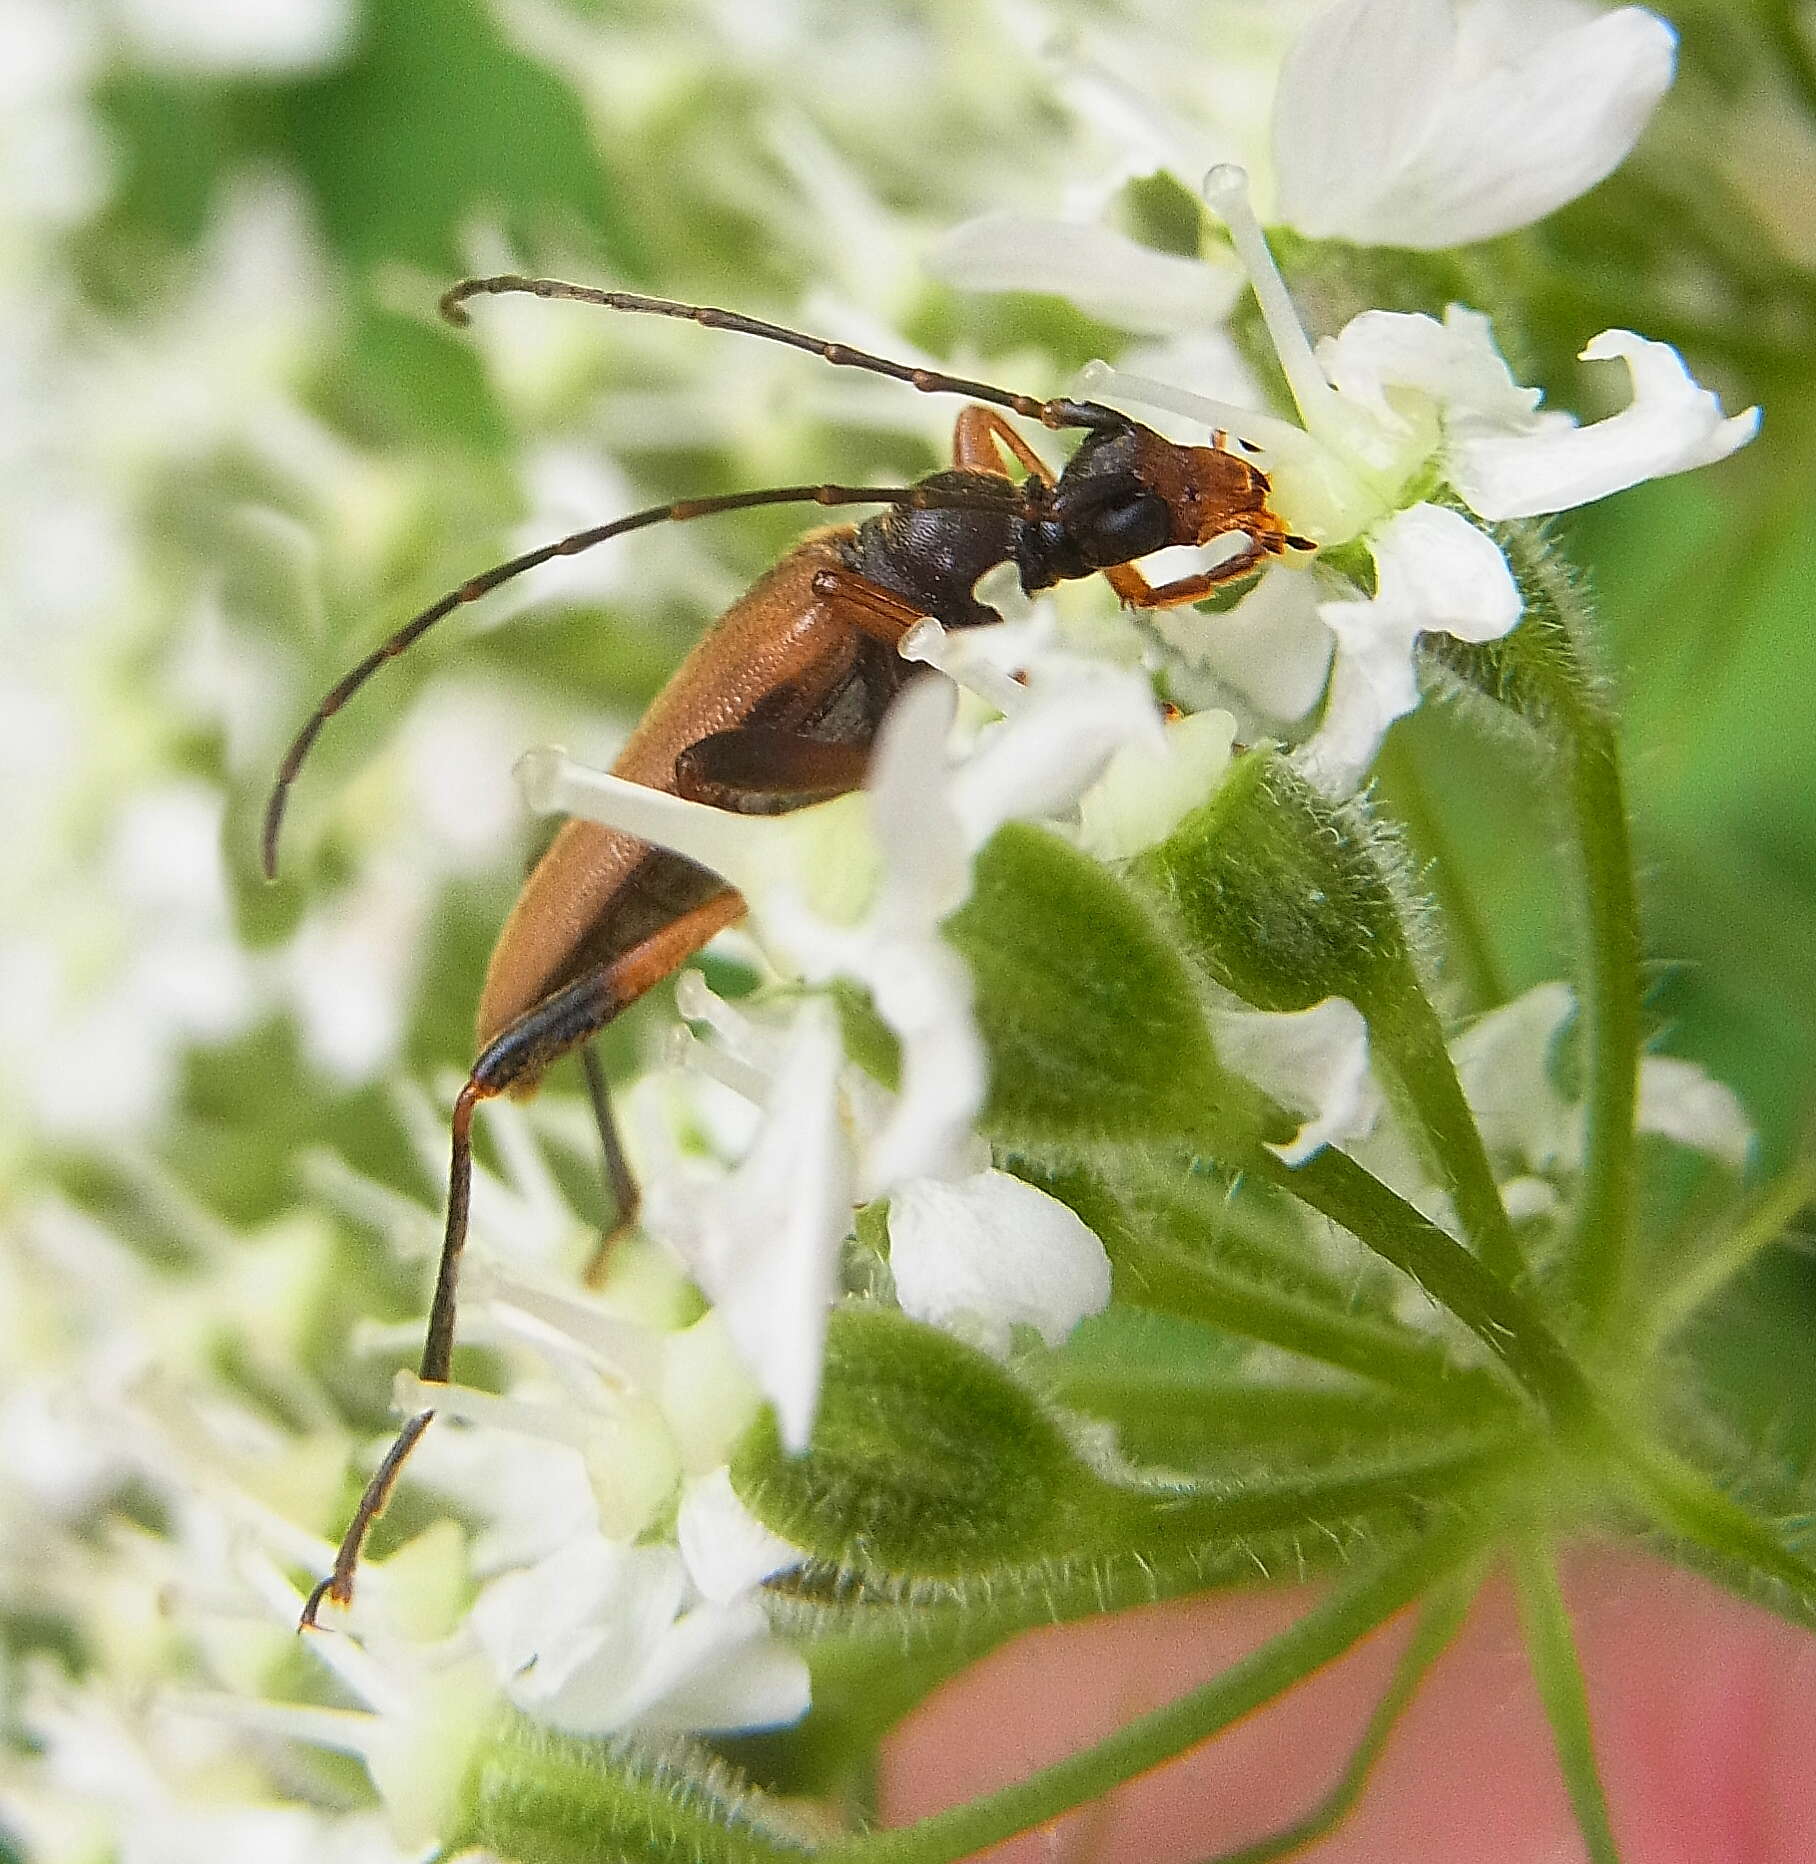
[
  {"xmin": 462, "ymin": 1719, "xmax": 809, "ymax": 1863},
  {"xmin": 946, "ymin": 822, "xmax": 1266, "ymax": 1151},
  {"xmin": 732, "ymin": 1306, "xmax": 1094, "ymax": 1585},
  {"xmin": 1133, "ymin": 748, "xmax": 1412, "ymax": 1015}
]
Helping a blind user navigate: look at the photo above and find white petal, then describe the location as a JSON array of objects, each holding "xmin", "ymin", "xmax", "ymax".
[
  {"xmin": 643, "ymin": 1001, "xmax": 853, "ymax": 1453},
  {"xmin": 1298, "ymin": 504, "xmax": 1519, "ymax": 792},
  {"xmin": 494, "ymin": 1541, "xmax": 809, "ymax": 1737},
  {"xmin": 865, "ymin": 676, "xmax": 972, "ymax": 930},
  {"xmin": 1273, "ymin": 0, "xmax": 1455, "ymax": 239},
  {"xmin": 947, "ymin": 663, "xmax": 1165, "ymax": 848},
  {"xmin": 1318, "ymin": 306, "xmax": 1541, "ymax": 434},
  {"xmin": 1451, "ymin": 982, "xmax": 1577, "ymax": 1171},
  {"xmin": 862, "ymin": 940, "xmax": 986, "ymax": 1193},
  {"xmin": 1076, "ymin": 708, "xmax": 1238, "ymax": 861},
  {"xmin": 621, "ymin": 1598, "xmax": 810, "ymax": 1734},
  {"xmin": 114, "ymin": 0, "xmax": 355, "ymax": 72},
  {"xmin": 1153, "ymin": 560, "xmax": 1334, "ymax": 725},
  {"xmin": 1637, "ymin": 1056, "xmax": 1754, "ymax": 1171},
  {"xmin": 1452, "ymin": 329, "xmax": 1760, "ymax": 519},
  {"xmin": 1211, "ymin": 997, "xmax": 1378, "ymax": 1165},
  {"xmin": 676, "ymin": 1467, "xmax": 807, "ymax": 1604},
  {"xmin": 470, "ymin": 1536, "xmax": 683, "ymax": 1709},
  {"xmin": 1352, "ymin": 8, "xmax": 1677, "ymax": 248},
  {"xmin": 928, "ymin": 214, "xmax": 1239, "ymax": 334},
  {"xmin": 887, "ymin": 1169, "xmax": 1112, "ymax": 1355}
]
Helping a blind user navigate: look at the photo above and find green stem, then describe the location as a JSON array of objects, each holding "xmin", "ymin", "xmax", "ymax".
[
  {"xmin": 826, "ymin": 1519, "xmax": 1484, "ymax": 1864},
  {"xmin": 1190, "ymin": 1569, "xmax": 1481, "ymax": 1864},
  {"xmin": 1375, "ymin": 736, "xmax": 1507, "ymax": 1010},
  {"xmin": 1565, "ymin": 713, "xmax": 1643, "ymax": 1334},
  {"xmin": 1511, "ymin": 1536, "xmax": 1622, "ymax": 1864},
  {"xmin": 1115, "ymin": 1237, "xmax": 1509, "ymax": 1409},
  {"xmin": 1613, "ymin": 1438, "xmax": 1816, "ymax": 1611},
  {"xmin": 1110, "ymin": 1436, "xmax": 1526, "ymax": 1558},
  {"xmin": 1372, "ymin": 988, "xmax": 1527, "ymax": 1288},
  {"xmin": 1254, "ymin": 1147, "xmax": 1598, "ymax": 1429},
  {"xmin": 1763, "ymin": 0, "xmax": 1816, "ymax": 129},
  {"xmin": 1432, "ymin": 534, "xmax": 1647, "ymax": 1338},
  {"xmin": 1645, "ymin": 1156, "xmax": 1816, "ymax": 1349}
]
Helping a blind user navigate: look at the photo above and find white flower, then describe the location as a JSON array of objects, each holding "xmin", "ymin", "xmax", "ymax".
[
  {"xmin": 933, "ymin": 0, "xmax": 1677, "ymax": 322},
  {"xmin": 1634, "ymin": 1056, "xmax": 1754, "ymax": 1173},
  {"xmin": 109, "ymin": 0, "xmax": 357, "ymax": 74},
  {"xmin": 677, "ymin": 1465, "xmax": 808, "ymax": 1604},
  {"xmin": 1272, "ymin": 0, "xmax": 1678, "ymax": 249},
  {"xmin": 469, "ymin": 1532, "xmax": 808, "ymax": 1737},
  {"xmin": 1074, "ymin": 707, "xmax": 1239, "ymax": 862},
  {"xmin": 1298, "ymin": 500, "xmax": 1519, "ymax": 791},
  {"xmin": 638, "ymin": 998, "xmax": 854, "ymax": 1453},
  {"xmin": 1082, "ymin": 168, "xmax": 1756, "ymax": 791},
  {"xmin": 886, "ymin": 1169, "xmax": 1112, "ymax": 1356},
  {"xmin": 930, "ymin": 214, "xmax": 1239, "ymax": 336},
  {"xmin": 518, "ymin": 654, "xmax": 1162, "ymax": 1443},
  {"xmin": 171, "ymin": 1558, "xmax": 500, "ymax": 1851},
  {"xmin": 1447, "ymin": 327, "xmax": 1763, "ymax": 520},
  {"xmin": 1210, "ymin": 996, "xmax": 1380, "ymax": 1166}
]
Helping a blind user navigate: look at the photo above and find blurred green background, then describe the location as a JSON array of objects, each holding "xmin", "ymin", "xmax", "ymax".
[{"xmin": 8, "ymin": 0, "xmax": 1815, "ymax": 1451}]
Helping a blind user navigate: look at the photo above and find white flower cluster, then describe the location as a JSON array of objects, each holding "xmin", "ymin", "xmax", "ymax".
[
  {"xmin": 0, "ymin": 1, "xmax": 1782, "ymax": 1855},
  {"xmin": 935, "ymin": 0, "xmax": 1757, "ymax": 791}
]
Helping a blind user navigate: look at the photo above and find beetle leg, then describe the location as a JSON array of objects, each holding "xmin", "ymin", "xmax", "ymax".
[
  {"xmin": 578, "ymin": 1040, "xmax": 639, "ymax": 1284},
  {"xmin": 673, "ymin": 728, "xmax": 871, "ymax": 813},
  {"xmin": 302, "ymin": 888, "xmax": 743, "ymax": 1626},
  {"xmin": 953, "ymin": 404, "xmax": 1057, "ymax": 485},
  {"xmin": 1105, "ymin": 531, "xmax": 1281, "ymax": 609}
]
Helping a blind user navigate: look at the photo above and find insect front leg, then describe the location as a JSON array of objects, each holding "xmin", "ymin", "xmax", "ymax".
[
  {"xmin": 1104, "ymin": 528, "xmax": 1289, "ymax": 610},
  {"xmin": 303, "ymin": 888, "xmax": 743, "ymax": 1625}
]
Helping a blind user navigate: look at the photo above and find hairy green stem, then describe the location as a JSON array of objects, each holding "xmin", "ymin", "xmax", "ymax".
[
  {"xmin": 827, "ymin": 1519, "xmax": 1484, "ymax": 1864},
  {"xmin": 1113, "ymin": 1235, "xmax": 1508, "ymax": 1409},
  {"xmin": 1375, "ymin": 736, "xmax": 1507, "ymax": 1010},
  {"xmin": 1190, "ymin": 1569, "xmax": 1480, "ymax": 1864},
  {"xmin": 1110, "ymin": 1436, "xmax": 1526, "ymax": 1559},
  {"xmin": 1645, "ymin": 1156, "xmax": 1816, "ymax": 1349},
  {"xmin": 1565, "ymin": 716, "xmax": 1643, "ymax": 1334},
  {"xmin": 1511, "ymin": 1536, "xmax": 1622, "ymax": 1864},
  {"xmin": 1372, "ymin": 988, "xmax": 1527, "ymax": 1288},
  {"xmin": 1253, "ymin": 1148, "xmax": 1596, "ymax": 1429},
  {"xmin": 1614, "ymin": 1438, "xmax": 1816, "ymax": 1611}
]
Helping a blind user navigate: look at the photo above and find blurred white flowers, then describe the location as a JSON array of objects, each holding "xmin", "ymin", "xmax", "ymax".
[
  {"xmin": 936, "ymin": 0, "xmax": 1679, "ymax": 323},
  {"xmin": 1270, "ymin": 0, "xmax": 1677, "ymax": 248}
]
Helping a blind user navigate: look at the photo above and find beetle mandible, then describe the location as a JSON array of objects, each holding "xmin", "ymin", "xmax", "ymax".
[{"xmin": 264, "ymin": 275, "xmax": 1309, "ymax": 1622}]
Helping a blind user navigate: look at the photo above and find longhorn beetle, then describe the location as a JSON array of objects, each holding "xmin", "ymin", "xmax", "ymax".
[{"xmin": 267, "ymin": 275, "xmax": 1310, "ymax": 1623}]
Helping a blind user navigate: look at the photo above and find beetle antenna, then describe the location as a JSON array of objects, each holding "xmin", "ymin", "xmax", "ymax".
[
  {"xmin": 260, "ymin": 477, "xmax": 1035, "ymax": 879},
  {"xmin": 440, "ymin": 274, "xmax": 1121, "ymax": 434}
]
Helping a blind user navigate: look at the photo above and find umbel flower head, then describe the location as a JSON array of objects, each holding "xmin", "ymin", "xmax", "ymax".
[{"xmin": 1041, "ymin": 164, "xmax": 1758, "ymax": 790}]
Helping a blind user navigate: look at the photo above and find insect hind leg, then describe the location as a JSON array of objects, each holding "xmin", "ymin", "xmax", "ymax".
[
  {"xmin": 302, "ymin": 892, "xmax": 743, "ymax": 1626},
  {"xmin": 579, "ymin": 1041, "xmax": 640, "ymax": 1287}
]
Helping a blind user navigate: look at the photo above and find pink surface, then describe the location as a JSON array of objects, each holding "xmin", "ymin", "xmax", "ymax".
[{"xmin": 881, "ymin": 1550, "xmax": 1816, "ymax": 1861}]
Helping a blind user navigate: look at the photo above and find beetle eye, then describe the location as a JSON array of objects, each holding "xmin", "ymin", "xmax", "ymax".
[{"xmin": 1089, "ymin": 492, "xmax": 1171, "ymax": 565}]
